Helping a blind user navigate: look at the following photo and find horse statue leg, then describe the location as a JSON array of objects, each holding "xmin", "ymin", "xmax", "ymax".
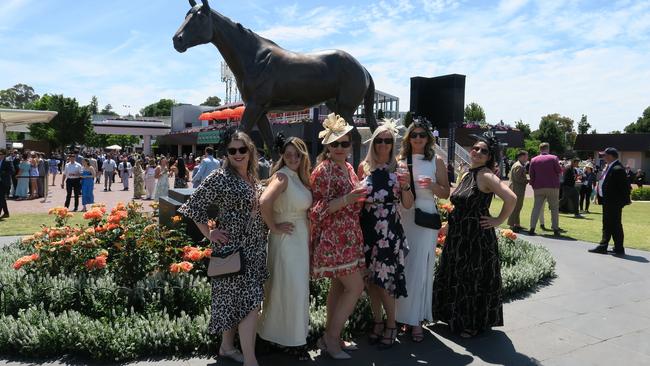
[
  {"xmin": 342, "ymin": 112, "xmax": 362, "ymax": 168},
  {"xmin": 238, "ymin": 103, "xmax": 277, "ymax": 162}
]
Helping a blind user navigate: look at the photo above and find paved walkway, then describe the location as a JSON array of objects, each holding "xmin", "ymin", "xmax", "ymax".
[{"xmin": 1, "ymin": 234, "xmax": 649, "ymax": 365}]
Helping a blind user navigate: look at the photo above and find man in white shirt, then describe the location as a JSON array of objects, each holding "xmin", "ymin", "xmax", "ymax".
[
  {"xmin": 117, "ymin": 156, "xmax": 132, "ymax": 191},
  {"xmin": 191, "ymin": 147, "xmax": 220, "ymax": 188},
  {"xmin": 61, "ymin": 154, "xmax": 83, "ymax": 211},
  {"xmin": 103, "ymin": 155, "xmax": 117, "ymax": 191}
]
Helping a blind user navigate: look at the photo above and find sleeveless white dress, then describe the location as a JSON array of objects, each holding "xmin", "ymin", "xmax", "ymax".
[
  {"xmin": 396, "ymin": 154, "xmax": 439, "ymax": 326},
  {"xmin": 258, "ymin": 167, "xmax": 313, "ymax": 346},
  {"xmin": 154, "ymin": 168, "xmax": 169, "ymax": 201}
]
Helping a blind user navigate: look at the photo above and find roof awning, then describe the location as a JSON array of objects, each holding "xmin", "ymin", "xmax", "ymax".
[
  {"xmin": 1, "ymin": 108, "xmax": 58, "ymax": 149},
  {"xmin": 0, "ymin": 108, "xmax": 58, "ymax": 133}
]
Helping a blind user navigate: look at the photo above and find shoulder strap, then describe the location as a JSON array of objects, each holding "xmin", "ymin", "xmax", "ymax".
[{"xmin": 407, "ymin": 154, "xmax": 416, "ymax": 200}]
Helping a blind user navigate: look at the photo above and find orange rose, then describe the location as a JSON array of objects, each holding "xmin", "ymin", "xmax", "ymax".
[
  {"xmin": 172, "ymin": 215, "xmax": 183, "ymax": 224},
  {"xmin": 13, "ymin": 254, "xmax": 38, "ymax": 270},
  {"xmin": 203, "ymin": 248, "xmax": 212, "ymax": 258},
  {"xmin": 187, "ymin": 249, "xmax": 204, "ymax": 261},
  {"xmin": 178, "ymin": 261, "xmax": 193, "ymax": 272},
  {"xmin": 501, "ymin": 229, "xmax": 517, "ymax": 241},
  {"xmin": 169, "ymin": 263, "xmax": 180, "ymax": 273},
  {"xmin": 437, "ymin": 235, "xmax": 446, "ymax": 245},
  {"xmin": 83, "ymin": 208, "xmax": 104, "ymax": 220},
  {"xmin": 106, "ymin": 223, "xmax": 120, "ymax": 231}
]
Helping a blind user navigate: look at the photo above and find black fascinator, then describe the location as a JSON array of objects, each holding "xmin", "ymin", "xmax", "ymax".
[
  {"xmin": 469, "ymin": 131, "xmax": 500, "ymax": 169},
  {"xmin": 274, "ymin": 132, "xmax": 287, "ymax": 152},
  {"xmin": 219, "ymin": 126, "xmax": 238, "ymax": 155}
]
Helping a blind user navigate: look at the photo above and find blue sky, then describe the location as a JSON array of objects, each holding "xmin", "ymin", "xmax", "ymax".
[{"xmin": 1, "ymin": 0, "xmax": 649, "ymax": 132}]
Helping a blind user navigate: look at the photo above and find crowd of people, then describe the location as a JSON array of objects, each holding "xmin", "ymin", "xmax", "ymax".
[
  {"xmin": 178, "ymin": 114, "xmax": 516, "ymax": 366},
  {"xmin": 505, "ymin": 143, "xmax": 634, "ymax": 256},
  {"xmin": 0, "ymin": 146, "xmax": 263, "ymax": 216}
]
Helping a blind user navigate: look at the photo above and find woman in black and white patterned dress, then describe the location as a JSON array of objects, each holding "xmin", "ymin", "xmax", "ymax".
[{"xmin": 178, "ymin": 131, "xmax": 268, "ymax": 366}]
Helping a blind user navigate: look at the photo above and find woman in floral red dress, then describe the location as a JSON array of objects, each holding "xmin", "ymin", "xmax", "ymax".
[{"xmin": 310, "ymin": 113, "xmax": 367, "ymax": 360}]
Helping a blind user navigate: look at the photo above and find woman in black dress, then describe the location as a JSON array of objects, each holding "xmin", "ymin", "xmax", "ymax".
[{"xmin": 432, "ymin": 134, "xmax": 516, "ymax": 338}]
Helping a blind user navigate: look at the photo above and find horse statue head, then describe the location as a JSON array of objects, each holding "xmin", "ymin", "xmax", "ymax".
[{"xmin": 173, "ymin": 0, "xmax": 213, "ymax": 53}]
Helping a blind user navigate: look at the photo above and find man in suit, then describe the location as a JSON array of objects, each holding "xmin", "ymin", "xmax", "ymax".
[
  {"xmin": 589, "ymin": 148, "xmax": 631, "ymax": 256},
  {"xmin": 0, "ymin": 149, "xmax": 15, "ymax": 218},
  {"xmin": 560, "ymin": 158, "xmax": 583, "ymax": 218},
  {"xmin": 508, "ymin": 150, "xmax": 529, "ymax": 232}
]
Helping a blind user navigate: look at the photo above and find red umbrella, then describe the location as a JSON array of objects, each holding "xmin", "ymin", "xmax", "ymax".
[
  {"xmin": 233, "ymin": 106, "xmax": 245, "ymax": 118},
  {"xmin": 198, "ymin": 112, "xmax": 211, "ymax": 120},
  {"xmin": 221, "ymin": 108, "xmax": 235, "ymax": 119},
  {"xmin": 210, "ymin": 110, "xmax": 224, "ymax": 120}
]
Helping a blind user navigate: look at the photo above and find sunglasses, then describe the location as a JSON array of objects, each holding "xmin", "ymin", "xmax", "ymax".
[
  {"xmin": 472, "ymin": 146, "xmax": 490, "ymax": 155},
  {"xmin": 373, "ymin": 138, "xmax": 394, "ymax": 145},
  {"xmin": 227, "ymin": 147, "xmax": 249, "ymax": 155},
  {"xmin": 329, "ymin": 141, "xmax": 351, "ymax": 148},
  {"xmin": 409, "ymin": 132, "xmax": 428, "ymax": 139}
]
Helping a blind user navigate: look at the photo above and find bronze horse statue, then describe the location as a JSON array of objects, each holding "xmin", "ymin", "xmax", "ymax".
[{"xmin": 173, "ymin": 0, "xmax": 377, "ymax": 160}]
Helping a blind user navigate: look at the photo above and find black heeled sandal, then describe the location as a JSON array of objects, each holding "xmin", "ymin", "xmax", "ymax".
[
  {"xmin": 378, "ymin": 327, "xmax": 398, "ymax": 350},
  {"xmin": 368, "ymin": 321, "xmax": 385, "ymax": 345}
]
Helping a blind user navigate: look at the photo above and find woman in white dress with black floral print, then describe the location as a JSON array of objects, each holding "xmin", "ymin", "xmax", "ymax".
[{"xmin": 178, "ymin": 131, "xmax": 268, "ymax": 366}]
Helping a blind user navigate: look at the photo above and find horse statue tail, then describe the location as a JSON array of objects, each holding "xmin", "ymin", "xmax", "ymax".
[{"xmin": 364, "ymin": 70, "xmax": 378, "ymax": 132}]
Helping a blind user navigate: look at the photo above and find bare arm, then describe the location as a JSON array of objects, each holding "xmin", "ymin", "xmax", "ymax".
[
  {"xmin": 259, "ymin": 173, "xmax": 293, "ymax": 234},
  {"xmin": 432, "ymin": 156, "xmax": 450, "ymax": 199},
  {"xmin": 477, "ymin": 169, "xmax": 517, "ymax": 228},
  {"xmin": 154, "ymin": 166, "xmax": 161, "ymax": 179}
]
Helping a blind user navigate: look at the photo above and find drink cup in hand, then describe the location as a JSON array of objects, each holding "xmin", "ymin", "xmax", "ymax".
[
  {"xmin": 396, "ymin": 167, "xmax": 409, "ymax": 184},
  {"xmin": 355, "ymin": 182, "xmax": 370, "ymax": 202},
  {"xmin": 418, "ymin": 175, "xmax": 432, "ymax": 188}
]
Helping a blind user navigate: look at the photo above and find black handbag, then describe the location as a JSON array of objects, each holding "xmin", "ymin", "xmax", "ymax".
[{"xmin": 407, "ymin": 154, "xmax": 442, "ymax": 230}]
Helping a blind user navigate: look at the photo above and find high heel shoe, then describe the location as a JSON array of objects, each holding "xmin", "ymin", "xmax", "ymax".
[
  {"xmin": 378, "ymin": 327, "xmax": 398, "ymax": 350},
  {"xmin": 318, "ymin": 336, "xmax": 351, "ymax": 360},
  {"xmin": 368, "ymin": 321, "xmax": 385, "ymax": 345}
]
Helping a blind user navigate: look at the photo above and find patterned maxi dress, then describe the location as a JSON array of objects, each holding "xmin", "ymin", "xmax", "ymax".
[
  {"xmin": 133, "ymin": 164, "xmax": 146, "ymax": 199},
  {"xmin": 178, "ymin": 168, "xmax": 269, "ymax": 334},
  {"xmin": 360, "ymin": 166, "xmax": 408, "ymax": 298},
  {"xmin": 432, "ymin": 167, "xmax": 503, "ymax": 332},
  {"xmin": 310, "ymin": 160, "xmax": 365, "ymax": 278}
]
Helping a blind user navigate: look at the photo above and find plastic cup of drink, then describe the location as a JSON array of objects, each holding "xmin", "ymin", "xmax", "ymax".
[{"xmin": 418, "ymin": 175, "xmax": 431, "ymax": 188}]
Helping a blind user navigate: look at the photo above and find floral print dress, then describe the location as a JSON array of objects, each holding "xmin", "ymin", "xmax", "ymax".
[
  {"xmin": 309, "ymin": 159, "xmax": 365, "ymax": 279},
  {"xmin": 360, "ymin": 166, "xmax": 409, "ymax": 298}
]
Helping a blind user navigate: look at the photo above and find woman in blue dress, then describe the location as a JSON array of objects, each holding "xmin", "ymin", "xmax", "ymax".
[
  {"xmin": 14, "ymin": 153, "xmax": 30, "ymax": 200},
  {"xmin": 81, "ymin": 158, "xmax": 96, "ymax": 211}
]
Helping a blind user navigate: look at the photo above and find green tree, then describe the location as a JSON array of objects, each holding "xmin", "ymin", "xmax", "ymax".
[
  {"xmin": 590, "ymin": 129, "xmax": 598, "ymax": 134},
  {"xmin": 106, "ymin": 135, "xmax": 140, "ymax": 149},
  {"xmin": 89, "ymin": 96, "xmax": 99, "ymax": 114},
  {"xmin": 200, "ymin": 96, "xmax": 222, "ymax": 107},
  {"xmin": 577, "ymin": 114, "xmax": 590, "ymax": 134},
  {"xmin": 610, "ymin": 130, "xmax": 622, "ymax": 134},
  {"xmin": 100, "ymin": 104, "xmax": 119, "ymax": 116},
  {"xmin": 403, "ymin": 111, "xmax": 413, "ymax": 128},
  {"xmin": 524, "ymin": 138, "xmax": 542, "ymax": 157},
  {"xmin": 140, "ymin": 98, "xmax": 176, "ymax": 117},
  {"xmin": 539, "ymin": 113, "xmax": 575, "ymax": 151},
  {"xmin": 28, "ymin": 94, "xmax": 92, "ymax": 150},
  {"xmin": 624, "ymin": 106, "xmax": 650, "ymax": 133},
  {"xmin": 515, "ymin": 120, "xmax": 531, "ymax": 139},
  {"xmin": 464, "ymin": 102, "xmax": 486, "ymax": 122},
  {"xmin": 533, "ymin": 118, "xmax": 566, "ymax": 154},
  {"xmin": 0, "ymin": 84, "xmax": 40, "ymax": 108}
]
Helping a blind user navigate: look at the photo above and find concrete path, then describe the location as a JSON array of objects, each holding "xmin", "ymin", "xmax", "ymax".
[{"xmin": 1, "ymin": 234, "xmax": 649, "ymax": 365}]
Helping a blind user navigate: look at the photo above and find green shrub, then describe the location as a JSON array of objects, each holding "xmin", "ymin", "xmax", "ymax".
[
  {"xmin": 631, "ymin": 187, "xmax": 650, "ymax": 201},
  {"xmin": 0, "ymin": 228, "xmax": 555, "ymax": 361}
]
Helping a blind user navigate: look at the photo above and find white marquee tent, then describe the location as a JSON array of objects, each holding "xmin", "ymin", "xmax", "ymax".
[{"xmin": 0, "ymin": 108, "xmax": 58, "ymax": 149}]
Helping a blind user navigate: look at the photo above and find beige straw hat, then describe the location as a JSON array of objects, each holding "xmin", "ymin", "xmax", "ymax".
[{"xmin": 319, "ymin": 113, "xmax": 354, "ymax": 145}]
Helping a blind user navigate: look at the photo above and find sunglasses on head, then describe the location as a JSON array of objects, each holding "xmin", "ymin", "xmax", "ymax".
[
  {"xmin": 409, "ymin": 132, "xmax": 428, "ymax": 139},
  {"xmin": 472, "ymin": 146, "xmax": 489, "ymax": 155},
  {"xmin": 329, "ymin": 140, "xmax": 351, "ymax": 148},
  {"xmin": 227, "ymin": 146, "xmax": 249, "ymax": 155},
  {"xmin": 373, "ymin": 138, "xmax": 393, "ymax": 145}
]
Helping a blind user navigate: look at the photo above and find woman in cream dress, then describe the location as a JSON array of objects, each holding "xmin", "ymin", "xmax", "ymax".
[
  {"xmin": 258, "ymin": 136, "xmax": 312, "ymax": 360},
  {"xmin": 395, "ymin": 121, "xmax": 450, "ymax": 342}
]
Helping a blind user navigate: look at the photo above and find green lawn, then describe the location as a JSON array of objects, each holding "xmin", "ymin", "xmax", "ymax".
[
  {"xmin": 0, "ymin": 213, "xmax": 88, "ymax": 236},
  {"xmin": 489, "ymin": 197, "xmax": 650, "ymax": 251}
]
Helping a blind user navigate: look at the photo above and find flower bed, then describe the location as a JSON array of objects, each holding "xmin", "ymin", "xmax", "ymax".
[
  {"xmin": 0, "ymin": 203, "xmax": 555, "ymax": 361},
  {"xmin": 631, "ymin": 187, "xmax": 650, "ymax": 201}
]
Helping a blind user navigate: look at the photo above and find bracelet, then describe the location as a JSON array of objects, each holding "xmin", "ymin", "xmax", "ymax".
[{"xmin": 401, "ymin": 184, "xmax": 411, "ymax": 191}]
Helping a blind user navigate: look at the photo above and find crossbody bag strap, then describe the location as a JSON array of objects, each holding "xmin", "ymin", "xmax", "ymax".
[{"xmin": 407, "ymin": 154, "xmax": 416, "ymax": 201}]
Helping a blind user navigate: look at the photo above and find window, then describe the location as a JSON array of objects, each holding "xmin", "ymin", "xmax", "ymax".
[{"xmin": 185, "ymin": 123, "xmax": 192, "ymax": 129}]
